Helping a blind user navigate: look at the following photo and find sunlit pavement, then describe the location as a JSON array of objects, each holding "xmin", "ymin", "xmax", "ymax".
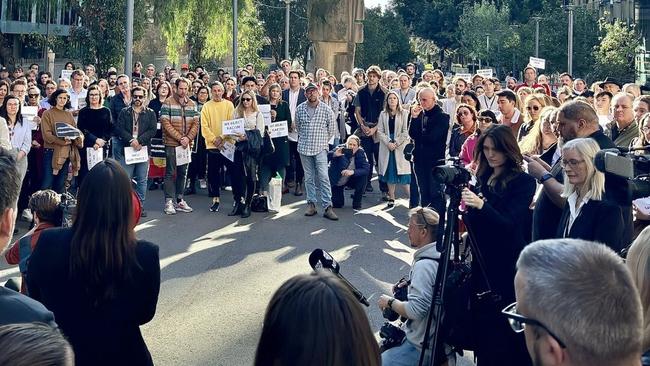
[{"xmin": 2, "ymin": 178, "xmax": 475, "ymax": 365}]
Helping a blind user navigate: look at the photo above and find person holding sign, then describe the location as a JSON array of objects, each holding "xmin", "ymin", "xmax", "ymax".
[
  {"xmin": 259, "ymin": 83, "xmax": 290, "ymax": 196},
  {"xmin": 114, "ymin": 86, "xmax": 158, "ymax": 218},
  {"xmin": 232, "ymin": 90, "xmax": 265, "ymax": 218},
  {"xmin": 40, "ymin": 89, "xmax": 83, "ymax": 193},
  {"xmin": 160, "ymin": 78, "xmax": 199, "ymax": 215},
  {"xmin": 201, "ymin": 81, "xmax": 235, "ymax": 213},
  {"xmin": 77, "ymin": 85, "xmax": 112, "ymax": 186}
]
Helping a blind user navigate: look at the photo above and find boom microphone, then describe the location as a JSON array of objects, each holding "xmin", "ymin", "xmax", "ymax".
[{"xmin": 308, "ymin": 249, "xmax": 370, "ymax": 307}]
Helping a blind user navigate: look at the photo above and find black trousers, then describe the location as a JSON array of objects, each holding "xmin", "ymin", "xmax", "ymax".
[
  {"xmin": 414, "ymin": 162, "xmax": 445, "ymax": 243},
  {"xmin": 187, "ymin": 135, "xmax": 207, "ymax": 184},
  {"xmin": 286, "ymin": 141, "xmax": 304, "ymax": 184},
  {"xmin": 332, "ymin": 174, "xmax": 367, "ymax": 208},
  {"xmin": 207, "ymin": 150, "xmax": 232, "ymax": 198}
]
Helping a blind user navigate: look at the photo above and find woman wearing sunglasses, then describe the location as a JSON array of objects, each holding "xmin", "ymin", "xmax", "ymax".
[
  {"xmin": 518, "ymin": 93, "xmax": 548, "ymax": 142},
  {"xmin": 449, "ymin": 103, "xmax": 478, "ymax": 159},
  {"xmin": 556, "ymin": 138, "xmax": 624, "ymax": 251},
  {"xmin": 459, "ymin": 109, "xmax": 498, "ymax": 169}
]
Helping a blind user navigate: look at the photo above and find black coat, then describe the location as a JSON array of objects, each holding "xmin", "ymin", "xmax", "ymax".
[
  {"xmin": 263, "ymin": 101, "xmax": 291, "ymax": 168},
  {"xmin": 408, "ymin": 105, "xmax": 450, "ymax": 168},
  {"xmin": 0, "ymin": 287, "xmax": 56, "ymax": 327},
  {"xmin": 27, "ymin": 227, "xmax": 160, "ymax": 366},
  {"xmin": 114, "ymin": 106, "xmax": 158, "ymax": 147},
  {"xmin": 464, "ymin": 172, "xmax": 536, "ymax": 365},
  {"xmin": 557, "ymin": 198, "xmax": 624, "ymax": 252}
]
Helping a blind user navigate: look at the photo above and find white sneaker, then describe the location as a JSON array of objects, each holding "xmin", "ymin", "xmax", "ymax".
[
  {"xmin": 199, "ymin": 179, "xmax": 207, "ymax": 189},
  {"xmin": 175, "ymin": 199, "xmax": 193, "ymax": 213},
  {"xmin": 21, "ymin": 209, "xmax": 33, "ymax": 222},
  {"xmin": 164, "ymin": 200, "xmax": 177, "ymax": 215}
]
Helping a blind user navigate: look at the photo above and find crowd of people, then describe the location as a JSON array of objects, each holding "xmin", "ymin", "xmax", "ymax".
[{"xmin": 0, "ymin": 58, "xmax": 649, "ymax": 365}]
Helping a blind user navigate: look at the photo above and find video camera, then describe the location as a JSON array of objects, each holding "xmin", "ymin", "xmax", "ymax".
[
  {"xmin": 433, "ymin": 158, "xmax": 472, "ymax": 189},
  {"xmin": 594, "ymin": 147, "xmax": 650, "ymax": 201}
]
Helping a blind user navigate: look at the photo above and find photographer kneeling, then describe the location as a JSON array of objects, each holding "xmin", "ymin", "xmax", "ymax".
[
  {"xmin": 377, "ymin": 207, "xmax": 453, "ymax": 366},
  {"xmin": 329, "ymin": 135, "xmax": 370, "ymax": 210}
]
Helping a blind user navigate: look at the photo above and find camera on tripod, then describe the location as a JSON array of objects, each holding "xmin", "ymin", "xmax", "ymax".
[{"xmin": 433, "ymin": 158, "xmax": 472, "ymax": 189}]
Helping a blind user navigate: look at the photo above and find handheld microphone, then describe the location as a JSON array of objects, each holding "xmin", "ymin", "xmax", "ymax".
[{"xmin": 308, "ymin": 249, "xmax": 370, "ymax": 307}]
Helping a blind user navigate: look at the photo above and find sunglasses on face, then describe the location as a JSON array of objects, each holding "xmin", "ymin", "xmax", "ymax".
[
  {"xmin": 527, "ymin": 105, "xmax": 541, "ymax": 111},
  {"xmin": 242, "ymin": 98, "xmax": 252, "ymax": 102},
  {"xmin": 133, "ymin": 95, "xmax": 145, "ymax": 100},
  {"xmin": 89, "ymin": 93, "xmax": 101, "ymax": 97},
  {"xmin": 457, "ymin": 111, "xmax": 470, "ymax": 117},
  {"xmin": 28, "ymin": 94, "xmax": 39, "ymax": 98},
  {"xmin": 477, "ymin": 117, "xmax": 493, "ymax": 123}
]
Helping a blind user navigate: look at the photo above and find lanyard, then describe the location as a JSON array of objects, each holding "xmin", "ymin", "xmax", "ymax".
[
  {"xmin": 484, "ymin": 94, "xmax": 496, "ymax": 110},
  {"xmin": 132, "ymin": 109, "xmax": 141, "ymax": 138}
]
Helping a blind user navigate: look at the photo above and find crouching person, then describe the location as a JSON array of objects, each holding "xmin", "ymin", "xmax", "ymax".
[{"xmin": 329, "ymin": 135, "xmax": 370, "ymax": 210}]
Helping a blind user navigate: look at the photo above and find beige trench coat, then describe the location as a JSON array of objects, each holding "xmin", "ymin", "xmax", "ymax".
[{"xmin": 377, "ymin": 109, "xmax": 411, "ymax": 177}]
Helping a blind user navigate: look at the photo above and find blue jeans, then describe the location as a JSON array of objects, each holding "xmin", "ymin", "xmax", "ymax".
[
  {"xmin": 41, "ymin": 149, "xmax": 69, "ymax": 194},
  {"xmin": 300, "ymin": 150, "xmax": 332, "ymax": 209},
  {"xmin": 120, "ymin": 159, "xmax": 149, "ymax": 204},
  {"xmin": 382, "ymin": 339, "xmax": 428, "ymax": 366}
]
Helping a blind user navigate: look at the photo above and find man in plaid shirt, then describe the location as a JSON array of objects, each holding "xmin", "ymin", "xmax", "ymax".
[
  {"xmin": 160, "ymin": 77, "xmax": 199, "ymax": 215},
  {"xmin": 296, "ymin": 83, "xmax": 338, "ymax": 220}
]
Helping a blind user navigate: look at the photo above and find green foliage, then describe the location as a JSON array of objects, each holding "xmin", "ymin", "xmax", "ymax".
[
  {"xmin": 355, "ymin": 7, "xmax": 415, "ymax": 69},
  {"xmin": 592, "ymin": 19, "xmax": 641, "ymax": 82},
  {"xmin": 258, "ymin": 0, "xmax": 311, "ymax": 66}
]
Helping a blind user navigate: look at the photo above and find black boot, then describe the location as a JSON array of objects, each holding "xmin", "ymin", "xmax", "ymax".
[
  {"xmin": 228, "ymin": 201, "xmax": 244, "ymax": 216},
  {"xmin": 184, "ymin": 180, "xmax": 196, "ymax": 195},
  {"xmin": 240, "ymin": 203, "xmax": 251, "ymax": 218}
]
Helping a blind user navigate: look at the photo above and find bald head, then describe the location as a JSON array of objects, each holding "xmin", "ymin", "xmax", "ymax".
[{"xmin": 418, "ymin": 88, "xmax": 436, "ymax": 110}]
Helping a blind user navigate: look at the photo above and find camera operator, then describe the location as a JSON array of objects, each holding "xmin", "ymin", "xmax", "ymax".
[
  {"xmin": 462, "ymin": 124, "xmax": 535, "ymax": 365},
  {"xmin": 377, "ymin": 207, "xmax": 452, "ymax": 366}
]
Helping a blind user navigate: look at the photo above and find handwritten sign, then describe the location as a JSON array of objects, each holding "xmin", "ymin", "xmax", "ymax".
[
  {"xmin": 86, "ymin": 147, "xmax": 103, "ymax": 170},
  {"xmin": 222, "ymin": 118, "xmax": 245, "ymax": 136},
  {"xmin": 124, "ymin": 146, "xmax": 149, "ymax": 165},
  {"xmin": 21, "ymin": 106, "xmax": 38, "ymax": 130},
  {"xmin": 259, "ymin": 104, "xmax": 272, "ymax": 126},
  {"xmin": 455, "ymin": 73, "xmax": 472, "ymax": 83},
  {"xmin": 175, "ymin": 145, "xmax": 192, "ymax": 166},
  {"xmin": 477, "ymin": 69, "xmax": 493, "ymax": 78},
  {"xmin": 220, "ymin": 141, "xmax": 236, "ymax": 162},
  {"xmin": 269, "ymin": 120, "xmax": 288, "ymax": 138},
  {"xmin": 634, "ymin": 197, "xmax": 650, "ymax": 216},
  {"xmin": 60, "ymin": 69, "xmax": 73, "ymax": 81},
  {"xmin": 529, "ymin": 57, "xmax": 546, "ymax": 70}
]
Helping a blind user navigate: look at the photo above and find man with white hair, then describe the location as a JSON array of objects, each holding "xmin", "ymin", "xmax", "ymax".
[{"xmin": 509, "ymin": 238, "xmax": 643, "ymax": 366}]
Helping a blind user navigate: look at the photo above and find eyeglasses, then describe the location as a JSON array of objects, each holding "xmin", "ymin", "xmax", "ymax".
[
  {"xmin": 241, "ymin": 98, "xmax": 252, "ymax": 102},
  {"xmin": 502, "ymin": 302, "xmax": 566, "ymax": 348},
  {"xmin": 477, "ymin": 117, "xmax": 493, "ymax": 123},
  {"xmin": 133, "ymin": 95, "xmax": 145, "ymax": 100},
  {"xmin": 560, "ymin": 159, "xmax": 585, "ymax": 169},
  {"xmin": 89, "ymin": 93, "xmax": 101, "ymax": 97},
  {"xmin": 28, "ymin": 94, "xmax": 39, "ymax": 98},
  {"xmin": 527, "ymin": 105, "xmax": 541, "ymax": 111},
  {"xmin": 457, "ymin": 111, "xmax": 471, "ymax": 117}
]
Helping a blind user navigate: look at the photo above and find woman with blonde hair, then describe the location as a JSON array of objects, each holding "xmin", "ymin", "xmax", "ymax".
[
  {"xmin": 518, "ymin": 93, "xmax": 548, "ymax": 141},
  {"xmin": 556, "ymin": 138, "xmax": 624, "ymax": 251},
  {"xmin": 626, "ymin": 226, "xmax": 650, "ymax": 365},
  {"xmin": 377, "ymin": 91, "xmax": 410, "ymax": 208},
  {"xmin": 519, "ymin": 106, "xmax": 558, "ymax": 165},
  {"xmin": 232, "ymin": 90, "xmax": 265, "ymax": 218}
]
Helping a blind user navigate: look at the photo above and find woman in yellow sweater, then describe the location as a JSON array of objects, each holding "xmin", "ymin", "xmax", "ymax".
[{"xmin": 41, "ymin": 89, "xmax": 83, "ymax": 193}]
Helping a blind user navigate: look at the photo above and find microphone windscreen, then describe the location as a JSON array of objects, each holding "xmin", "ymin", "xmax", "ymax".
[{"xmin": 308, "ymin": 249, "xmax": 340, "ymax": 273}]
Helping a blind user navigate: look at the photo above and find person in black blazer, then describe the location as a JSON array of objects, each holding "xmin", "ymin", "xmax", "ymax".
[
  {"xmin": 27, "ymin": 159, "xmax": 160, "ymax": 366},
  {"xmin": 462, "ymin": 124, "xmax": 535, "ymax": 365},
  {"xmin": 556, "ymin": 138, "xmax": 625, "ymax": 252},
  {"xmin": 282, "ymin": 70, "xmax": 307, "ymax": 194}
]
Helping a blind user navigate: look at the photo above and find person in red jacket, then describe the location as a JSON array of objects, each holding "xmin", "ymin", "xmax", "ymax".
[{"xmin": 4, "ymin": 190, "xmax": 61, "ymax": 294}]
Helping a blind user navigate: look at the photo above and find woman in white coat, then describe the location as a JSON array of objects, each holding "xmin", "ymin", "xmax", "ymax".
[{"xmin": 377, "ymin": 91, "xmax": 411, "ymax": 208}]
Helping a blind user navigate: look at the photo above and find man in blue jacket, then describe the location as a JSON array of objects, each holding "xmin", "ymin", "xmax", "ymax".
[{"xmin": 329, "ymin": 135, "xmax": 370, "ymax": 210}]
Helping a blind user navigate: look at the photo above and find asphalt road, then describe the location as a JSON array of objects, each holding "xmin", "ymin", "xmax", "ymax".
[{"xmin": 1, "ymin": 179, "xmax": 474, "ymax": 365}]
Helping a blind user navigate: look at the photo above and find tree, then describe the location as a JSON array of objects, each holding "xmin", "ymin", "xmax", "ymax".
[
  {"xmin": 355, "ymin": 7, "xmax": 415, "ymax": 69},
  {"xmin": 392, "ymin": 0, "xmax": 475, "ymax": 63},
  {"xmin": 258, "ymin": 0, "xmax": 310, "ymax": 66},
  {"xmin": 593, "ymin": 19, "xmax": 641, "ymax": 82}
]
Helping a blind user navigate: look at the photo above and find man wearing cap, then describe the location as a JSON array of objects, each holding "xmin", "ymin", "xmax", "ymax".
[
  {"xmin": 354, "ymin": 65, "xmax": 388, "ymax": 196},
  {"xmin": 0, "ymin": 67, "xmax": 9, "ymax": 81},
  {"xmin": 516, "ymin": 66, "xmax": 550, "ymax": 95},
  {"xmin": 600, "ymin": 77, "xmax": 622, "ymax": 94},
  {"xmin": 296, "ymin": 82, "xmax": 338, "ymax": 220}
]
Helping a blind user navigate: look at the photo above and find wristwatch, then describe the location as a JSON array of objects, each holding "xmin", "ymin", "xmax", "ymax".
[
  {"xmin": 539, "ymin": 172, "xmax": 553, "ymax": 184},
  {"xmin": 387, "ymin": 298, "xmax": 395, "ymax": 309}
]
